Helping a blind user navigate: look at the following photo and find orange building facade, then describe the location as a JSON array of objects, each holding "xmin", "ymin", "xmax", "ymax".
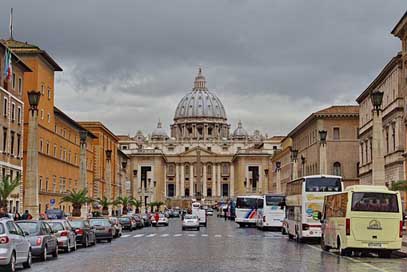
[
  {"xmin": 78, "ymin": 122, "xmax": 119, "ymax": 202},
  {"xmin": 3, "ymin": 39, "xmax": 96, "ymax": 215}
]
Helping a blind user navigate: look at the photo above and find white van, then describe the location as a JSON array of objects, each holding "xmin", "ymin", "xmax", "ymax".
[{"xmin": 319, "ymin": 185, "xmax": 402, "ymax": 257}]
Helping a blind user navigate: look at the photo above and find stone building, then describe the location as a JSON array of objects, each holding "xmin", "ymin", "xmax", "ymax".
[
  {"xmin": 3, "ymin": 39, "xmax": 96, "ymax": 215},
  {"xmin": 119, "ymin": 69, "xmax": 281, "ymax": 209},
  {"xmin": 287, "ymin": 106, "xmax": 360, "ymax": 188},
  {"xmin": 0, "ymin": 42, "xmax": 31, "ymax": 213},
  {"xmin": 270, "ymin": 137, "xmax": 293, "ymax": 194}
]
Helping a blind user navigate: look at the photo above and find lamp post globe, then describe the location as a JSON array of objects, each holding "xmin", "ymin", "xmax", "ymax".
[
  {"xmin": 319, "ymin": 130, "xmax": 328, "ymax": 144},
  {"xmin": 27, "ymin": 90, "xmax": 41, "ymax": 112},
  {"xmin": 371, "ymin": 90, "xmax": 384, "ymax": 114}
]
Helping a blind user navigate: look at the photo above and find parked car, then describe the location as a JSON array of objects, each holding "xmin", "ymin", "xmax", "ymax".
[
  {"xmin": 47, "ymin": 220, "xmax": 77, "ymax": 253},
  {"xmin": 0, "ymin": 218, "xmax": 32, "ymax": 271},
  {"xmin": 152, "ymin": 213, "xmax": 169, "ymax": 226},
  {"xmin": 172, "ymin": 210, "xmax": 180, "ymax": 218},
  {"xmin": 89, "ymin": 218, "xmax": 113, "ymax": 242},
  {"xmin": 142, "ymin": 214, "xmax": 152, "ymax": 227},
  {"xmin": 131, "ymin": 215, "xmax": 144, "ymax": 229},
  {"xmin": 118, "ymin": 216, "xmax": 134, "ymax": 231},
  {"xmin": 182, "ymin": 214, "xmax": 200, "ymax": 231},
  {"xmin": 109, "ymin": 217, "xmax": 122, "ymax": 238},
  {"xmin": 16, "ymin": 220, "xmax": 58, "ymax": 261},
  {"xmin": 207, "ymin": 208, "xmax": 214, "ymax": 216},
  {"xmin": 69, "ymin": 219, "xmax": 96, "ymax": 247}
]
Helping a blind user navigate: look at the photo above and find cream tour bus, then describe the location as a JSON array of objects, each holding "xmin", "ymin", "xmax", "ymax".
[
  {"xmin": 318, "ymin": 185, "xmax": 402, "ymax": 257},
  {"xmin": 285, "ymin": 175, "xmax": 344, "ymax": 242}
]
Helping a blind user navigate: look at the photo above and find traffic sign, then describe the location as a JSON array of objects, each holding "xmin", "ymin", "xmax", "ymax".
[{"xmin": 50, "ymin": 199, "xmax": 56, "ymax": 206}]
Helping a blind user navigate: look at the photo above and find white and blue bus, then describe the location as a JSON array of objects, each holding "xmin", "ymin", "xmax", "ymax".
[
  {"xmin": 235, "ymin": 195, "xmax": 262, "ymax": 227},
  {"xmin": 256, "ymin": 194, "xmax": 286, "ymax": 230}
]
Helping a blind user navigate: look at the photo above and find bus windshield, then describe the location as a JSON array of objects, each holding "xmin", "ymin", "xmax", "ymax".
[
  {"xmin": 351, "ymin": 192, "xmax": 399, "ymax": 213},
  {"xmin": 265, "ymin": 196, "xmax": 285, "ymax": 206},
  {"xmin": 236, "ymin": 198, "xmax": 258, "ymax": 209},
  {"xmin": 305, "ymin": 177, "xmax": 341, "ymax": 192}
]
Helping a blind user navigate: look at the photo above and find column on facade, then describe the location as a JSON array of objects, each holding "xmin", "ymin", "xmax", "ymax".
[
  {"xmin": 180, "ymin": 164, "xmax": 185, "ymax": 197},
  {"xmin": 395, "ymin": 119, "xmax": 400, "ymax": 151},
  {"xmin": 217, "ymin": 164, "xmax": 221, "ymax": 197},
  {"xmin": 258, "ymin": 167, "xmax": 263, "ymax": 194},
  {"xmin": 245, "ymin": 167, "xmax": 250, "ymax": 192},
  {"xmin": 190, "ymin": 164, "xmax": 194, "ymax": 197},
  {"xmin": 212, "ymin": 163, "xmax": 217, "ymax": 196},
  {"xmin": 204, "ymin": 124, "xmax": 208, "ymax": 140},
  {"xmin": 230, "ymin": 163, "xmax": 234, "ymax": 197},
  {"xmin": 203, "ymin": 163, "xmax": 207, "ymax": 197},
  {"xmin": 175, "ymin": 164, "xmax": 180, "ymax": 197},
  {"xmin": 164, "ymin": 164, "xmax": 167, "ymax": 198}
]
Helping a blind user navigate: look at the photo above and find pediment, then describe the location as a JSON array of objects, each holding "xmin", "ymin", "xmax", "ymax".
[{"xmin": 180, "ymin": 146, "xmax": 215, "ymax": 156}]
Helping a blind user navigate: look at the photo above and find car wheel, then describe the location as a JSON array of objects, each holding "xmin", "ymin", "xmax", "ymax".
[
  {"xmin": 107, "ymin": 239, "xmax": 112, "ymax": 243},
  {"xmin": 52, "ymin": 246, "xmax": 59, "ymax": 258},
  {"xmin": 23, "ymin": 249, "xmax": 32, "ymax": 269},
  {"xmin": 197, "ymin": 227, "xmax": 200, "ymax": 231},
  {"xmin": 182, "ymin": 227, "xmax": 185, "ymax": 231},
  {"xmin": 41, "ymin": 246, "xmax": 48, "ymax": 261},
  {"xmin": 7, "ymin": 252, "xmax": 16, "ymax": 272}
]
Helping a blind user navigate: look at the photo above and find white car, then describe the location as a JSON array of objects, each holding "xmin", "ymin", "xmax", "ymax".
[
  {"xmin": 207, "ymin": 208, "xmax": 214, "ymax": 216},
  {"xmin": 152, "ymin": 214, "xmax": 169, "ymax": 226},
  {"xmin": 182, "ymin": 215, "xmax": 200, "ymax": 231}
]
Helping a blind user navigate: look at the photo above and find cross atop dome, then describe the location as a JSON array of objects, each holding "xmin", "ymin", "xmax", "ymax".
[{"xmin": 194, "ymin": 67, "xmax": 206, "ymax": 89}]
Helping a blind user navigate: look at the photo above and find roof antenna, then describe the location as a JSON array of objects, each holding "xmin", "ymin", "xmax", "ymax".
[{"xmin": 9, "ymin": 8, "xmax": 14, "ymax": 40}]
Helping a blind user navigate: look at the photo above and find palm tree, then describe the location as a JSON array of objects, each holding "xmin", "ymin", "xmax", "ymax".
[
  {"xmin": 61, "ymin": 188, "xmax": 93, "ymax": 217},
  {"xmin": 148, "ymin": 201, "xmax": 157, "ymax": 212},
  {"xmin": 156, "ymin": 201, "xmax": 164, "ymax": 212},
  {"xmin": 390, "ymin": 180, "xmax": 407, "ymax": 192},
  {"xmin": 0, "ymin": 175, "xmax": 20, "ymax": 211},
  {"xmin": 97, "ymin": 196, "xmax": 112, "ymax": 216},
  {"xmin": 133, "ymin": 199, "xmax": 142, "ymax": 214},
  {"xmin": 115, "ymin": 196, "xmax": 137, "ymax": 215}
]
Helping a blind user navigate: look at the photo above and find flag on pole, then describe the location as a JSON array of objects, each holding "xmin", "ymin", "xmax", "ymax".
[
  {"xmin": 9, "ymin": 8, "xmax": 13, "ymax": 40},
  {"xmin": 3, "ymin": 48, "xmax": 12, "ymax": 81}
]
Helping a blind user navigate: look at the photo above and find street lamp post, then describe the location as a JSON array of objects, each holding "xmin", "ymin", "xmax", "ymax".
[
  {"xmin": 371, "ymin": 90, "xmax": 385, "ymax": 185},
  {"xmin": 319, "ymin": 130, "xmax": 328, "ymax": 175},
  {"xmin": 291, "ymin": 149, "xmax": 298, "ymax": 180},
  {"xmin": 79, "ymin": 130, "xmax": 88, "ymax": 218},
  {"xmin": 105, "ymin": 149, "xmax": 112, "ymax": 215},
  {"xmin": 275, "ymin": 161, "xmax": 281, "ymax": 193},
  {"xmin": 24, "ymin": 90, "xmax": 41, "ymax": 219}
]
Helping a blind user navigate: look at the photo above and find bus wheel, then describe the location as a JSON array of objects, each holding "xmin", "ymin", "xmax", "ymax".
[
  {"xmin": 378, "ymin": 250, "xmax": 392, "ymax": 258},
  {"xmin": 320, "ymin": 236, "xmax": 330, "ymax": 252},
  {"xmin": 338, "ymin": 239, "xmax": 350, "ymax": 256}
]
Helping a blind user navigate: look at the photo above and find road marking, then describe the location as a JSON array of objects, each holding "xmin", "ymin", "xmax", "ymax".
[
  {"xmin": 214, "ymin": 234, "xmax": 222, "ymax": 238},
  {"xmin": 306, "ymin": 245, "xmax": 390, "ymax": 272},
  {"xmin": 146, "ymin": 234, "xmax": 156, "ymax": 238},
  {"xmin": 188, "ymin": 234, "xmax": 196, "ymax": 237},
  {"xmin": 201, "ymin": 234, "xmax": 208, "ymax": 237},
  {"xmin": 133, "ymin": 234, "xmax": 145, "ymax": 238},
  {"xmin": 227, "ymin": 235, "xmax": 233, "ymax": 238},
  {"xmin": 174, "ymin": 234, "xmax": 183, "ymax": 237},
  {"xmin": 160, "ymin": 234, "xmax": 169, "ymax": 237},
  {"xmin": 121, "ymin": 235, "xmax": 130, "ymax": 238}
]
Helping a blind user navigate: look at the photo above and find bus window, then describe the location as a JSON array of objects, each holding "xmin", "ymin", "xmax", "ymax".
[
  {"xmin": 257, "ymin": 199, "xmax": 264, "ymax": 209},
  {"xmin": 351, "ymin": 192, "xmax": 399, "ymax": 213},
  {"xmin": 266, "ymin": 196, "xmax": 285, "ymax": 206},
  {"xmin": 305, "ymin": 178, "xmax": 341, "ymax": 192},
  {"xmin": 236, "ymin": 198, "xmax": 258, "ymax": 209}
]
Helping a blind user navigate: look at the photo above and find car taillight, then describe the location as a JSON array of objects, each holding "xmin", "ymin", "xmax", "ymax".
[
  {"xmin": 346, "ymin": 218, "xmax": 350, "ymax": 236},
  {"xmin": 75, "ymin": 229, "xmax": 84, "ymax": 235},
  {"xmin": 108, "ymin": 228, "xmax": 112, "ymax": 233},
  {"xmin": 0, "ymin": 236, "xmax": 9, "ymax": 244},
  {"xmin": 302, "ymin": 224, "xmax": 310, "ymax": 231},
  {"xmin": 61, "ymin": 231, "xmax": 68, "ymax": 237},
  {"xmin": 400, "ymin": 221, "xmax": 403, "ymax": 238},
  {"xmin": 263, "ymin": 216, "xmax": 266, "ymax": 222},
  {"xmin": 36, "ymin": 237, "xmax": 42, "ymax": 246}
]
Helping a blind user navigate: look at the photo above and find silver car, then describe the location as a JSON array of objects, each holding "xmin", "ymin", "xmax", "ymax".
[
  {"xmin": 47, "ymin": 220, "xmax": 77, "ymax": 253},
  {"xmin": 0, "ymin": 218, "xmax": 32, "ymax": 271},
  {"xmin": 89, "ymin": 218, "xmax": 113, "ymax": 242},
  {"xmin": 182, "ymin": 214, "xmax": 200, "ymax": 231}
]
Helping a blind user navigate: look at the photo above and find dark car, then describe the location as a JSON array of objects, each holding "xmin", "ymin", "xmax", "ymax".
[
  {"xmin": 118, "ymin": 216, "xmax": 133, "ymax": 231},
  {"xmin": 16, "ymin": 220, "xmax": 58, "ymax": 261},
  {"xmin": 89, "ymin": 218, "xmax": 113, "ymax": 242},
  {"xmin": 69, "ymin": 219, "xmax": 96, "ymax": 247}
]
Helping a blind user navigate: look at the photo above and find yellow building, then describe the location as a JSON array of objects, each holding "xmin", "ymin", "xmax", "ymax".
[{"xmin": 3, "ymin": 39, "xmax": 96, "ymax": 215}]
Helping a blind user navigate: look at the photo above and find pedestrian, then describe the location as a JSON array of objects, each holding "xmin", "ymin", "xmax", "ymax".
[
  {"xmin": 21, "ymin": 210, "xmax": 32, "ymax": 220},
  {"xmin": 13, "ymin": 212, "xmax": 21, "ymax": 221},
  {"xmin": 0, "ymin": 207, "xmax": 9, "ymax": 218},
  {"xmin": 154, "ymin": 212, "xmax": 159, "ymax": 227}
]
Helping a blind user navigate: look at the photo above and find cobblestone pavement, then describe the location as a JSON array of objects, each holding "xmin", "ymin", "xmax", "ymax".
[{"xmin": 25, "ymin": 215, "xmax": 407, "ymax": 272}]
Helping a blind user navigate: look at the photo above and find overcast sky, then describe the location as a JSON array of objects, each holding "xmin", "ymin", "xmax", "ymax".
[{"xmin": 0, "ymin": 1, "xmax": 405, "ymax": 136}]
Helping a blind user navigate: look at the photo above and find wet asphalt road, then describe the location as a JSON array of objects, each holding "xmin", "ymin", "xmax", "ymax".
[{"xmin": 23, "ymin": 214, "xmax": 407, "ymax": 272}]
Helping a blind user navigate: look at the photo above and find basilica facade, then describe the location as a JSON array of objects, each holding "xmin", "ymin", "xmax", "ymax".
[{"xmin": 118, "ymin": 70, "xmax": 282, "ymax": 208}]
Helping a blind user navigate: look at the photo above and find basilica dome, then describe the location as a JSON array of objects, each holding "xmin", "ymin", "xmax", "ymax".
[
  {"xmin": 151, "ymin": 120, "xmax": 168, "ymax": 140},
  {"xmin": 232, "ymin": 120, "xmax": 248, "ymax": 139},
  {"xmin": 174, "ymin": 69, "xmax": 227, "ymax": 121}
]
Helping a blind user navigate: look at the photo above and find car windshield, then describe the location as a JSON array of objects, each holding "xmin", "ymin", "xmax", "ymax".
[
  {"xmin": 17, "ymin": 222, "xmax": 39, "ymax": 235},
  {"xmin": 119, "ymin": 217, "xmax": 130, "ymax": 222},
  {"xmin": 266, "ymin": 196, "xmax": 285, "ymax": 206},
  {"xmin": 305, "ymin": 177, "xmax": 342, "ymax": 192},
  {"xmin": 90, "ymin": 219, "xmax": 110, "ymax": 226},
  {"xmin": 351, "ymin": 192, "xmax": 399, "ymax": 213},
  {"xmin": 69, "ymin": 221, "xmax": 83, "ymax": 228},
  {"xmin": 236, "ymin": 198, "xmax": 258, "ymax": 209},
  {"xmin": 48, "ymin": 222, "xmax": 64, "ymax": 231},
  {"xmin": 185, "ymin": 215, "xmax": 197, "ymax": 220}
]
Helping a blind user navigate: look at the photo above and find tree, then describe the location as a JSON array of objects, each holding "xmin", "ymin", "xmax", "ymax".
[
  {"xmin": 156, "ymin": 201, "xmax": 164, "ymax": 212},
  {"xmin": 97, "ymin": 196, "xmax": 112, "ymax": 216},
  {"xmin": 115, "ymin": 196, "xmax": 138, "ymax": 215},
  {"xmin": 61, "ymin": 188, "xmax": 93, "ymax": 217},
  {"xmin": 133, "ymin": 200, "xmax": 142, "ymax": 214},
  {"xmin": 0, "ymin": 175, "xmax": 20, "ymax": 211},
  {"xmin": 390, "ymin": 180, "xmax": 407, "ymax": 192},
  {"xmin": 148, "ymin": 201, "xmax": 157, "ymax": 212}
]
